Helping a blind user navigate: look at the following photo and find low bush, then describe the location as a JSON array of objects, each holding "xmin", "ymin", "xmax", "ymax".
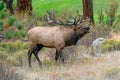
[
  {"xmin": 0, "ymin": 41, "xmax": 29, "ymax": 53},
  {"xmin": 0, "ymin": 11, "xmax": 7, "ymax": 19},
  {"xmin": 5, "ymin": 31, "xmax": 13, "ymax": 39},
  {"xmin": 102, "ymin": 39, "xmax": 120, "ymax": 51},
  {"xmin": 17, "ymin": 23, "xmax": 24, "ymax": 30},
  {"xmin": 13, "ymin": 31, "xmax": 21, "ymax": 38},
  {"xmin": 21, "ymin": 31, "xmax": 27, "ymax": 38},
  {"xmin": 8, "ymin": 15, "xmax": 16, "ymax": 26},
  {"xmin": 0, "ymin": 41, "xmax": 29, "ymax": 66}
]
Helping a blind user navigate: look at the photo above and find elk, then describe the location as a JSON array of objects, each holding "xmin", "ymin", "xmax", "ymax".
[{"xmin": 27, "ymin": 13, "xmax": 90, "ymax": 67}]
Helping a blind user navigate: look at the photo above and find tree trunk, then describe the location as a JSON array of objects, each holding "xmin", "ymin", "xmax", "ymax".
[
  {"xmin": 16, "ymin": 0, "xmax": 32, "ymax": 14},
  {"xmin": 3, "ymin": 0, "xmax": 14, "ymax": 14},
  {"xmin": 82, "ymin": 0, "xmax": 94, "ymax": 24}
]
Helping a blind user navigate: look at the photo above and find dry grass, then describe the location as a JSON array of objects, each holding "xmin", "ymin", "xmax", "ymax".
[
  {"xmin": 8, "ymin": 49, "xmax": 120, "ymax": 80},
  {"xmin": 0, "ymin": 61, "xmax": 23, "ymax": 80},
  {"xmin": 1, "ymin": 41, "xmax": 120, "ymax": 80},
  {"xmin": 111, "ymin": 32, "xmax": 120, "ymax": 40}
]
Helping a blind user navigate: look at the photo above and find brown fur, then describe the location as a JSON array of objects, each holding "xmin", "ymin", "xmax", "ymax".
[{"xmin": 27, "ymin": 25, "xmax": 90, "ymax": 67}]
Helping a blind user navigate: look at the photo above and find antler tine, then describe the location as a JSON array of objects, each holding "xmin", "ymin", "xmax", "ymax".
[
  {"xmin": 72, "ymin": 11, "xmax": 82, "ymax": 25},
  {"xmin": 76, "ymin": 10, "xmax": 83, "ymax": 25},
  {"xmin": 72, "ymin": 17, "xmax": 77, "ymax": 25},
  {"xmin": 46, "ymin": 11, "xmax": 54, "ymax": 23}
]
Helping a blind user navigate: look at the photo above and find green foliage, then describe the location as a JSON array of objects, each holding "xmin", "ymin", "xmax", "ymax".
[
  {"xmin": 17, "ymin": 23, "xmax": 23, "ymax": 30},
  {"xmin": 97, "ymin": 0, "xmax": 120, "ymax": 33},
  {"xmin": 5, "ymin": 31, "xmax": 13, "ymax": 39},
  {"xmin": 97, "ymin": 9, "xmax": 104, "ymax": 24},
  {"xmin": 0, "ymin": 20, "xmax": 5, "ymax": 25},
  {"xmin": 97, "ymin": 0, "xmax": 119, "ymax": 25},
  {"xmin": 0, "ymin": 41, "xmax": 29, "ymax": 53},
  {"xmin": 14, "ymin": 31, "xmax": 21, "ymax": 38},
  {"xmin": 0, "ymin": 0, "xmax": 5, "ymax": 11},
  {"xmin": 22, "ymin": 42, "xmax": 29, "ymax": 49},
  {"xmin": 0, "ymin": 20, "xmax": 4, "ymax": 30},
  {"xmin": 105, "ymin": 0, "xmax": 119, "ymax": 26},
  {"xmin": 0, "ymin": 41, "xmax": 29, "ymax": 66},
  {"xmin": 0, "ymin": 0, "xmax": 6, "ymax": 31},
  {"xmin": 102, "ymin": 40, "xmax": 120, "ymax": 51},
  {"xmin": 1, "ymin": 42, "xmax": 18, "ymax": 53},
  {"xmin": 8, "ymin": 15, "xmax": 16, "ymax": 26},
  {"xmin": 0, "ymin": 11, "xmax": 7, "ymax": 19},
  {"xmin": 13, "ymin": 31, "xmax": 27, "ymax": 38},
  {"xmin": 21, "ymin": 31, "xmax": 27, "ymax": 38}
]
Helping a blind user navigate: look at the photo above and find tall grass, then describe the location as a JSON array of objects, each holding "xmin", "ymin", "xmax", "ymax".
[{"xmin": 0, "ymin": 61, "xmax": 23, "ymax": 80}]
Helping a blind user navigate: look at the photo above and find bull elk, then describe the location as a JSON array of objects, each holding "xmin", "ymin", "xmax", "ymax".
[{"xmin": 27, "ymin": 13, "xmax": 90, "ymax": 67}]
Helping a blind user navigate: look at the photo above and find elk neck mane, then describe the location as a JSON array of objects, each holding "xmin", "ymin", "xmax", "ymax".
[{"xmin": 60, "ymin": 26, "xmax": 87, "ymax": 46}]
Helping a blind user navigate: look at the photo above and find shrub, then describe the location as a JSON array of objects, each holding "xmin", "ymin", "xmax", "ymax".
[
  {"xmin": 97, "ymin": 0, "xmax": 120, "ymax": 33},
  {"xmin": 113, "ymin": 15, "xmax": 120, "ymax": 32},
  {"xmin": 17, "ymin": 23, "xmax": 24, "ymax": 30},
  {"xmin": 22, "ymin": 42, "xmax": 29, "ymax": 49},
  {"xmin": 0, "ymin": 20, "xmax": 4, "ymax": 25},
  {"xmin": 5, "ymin": 31, "xmax": 13, "ymax": 39},
  {"xmin": 8, "ymin": 15, "xmax": 16, "ymax": 26},
  {"xmin": 105, "ymin": 0, "xmax": 119, "ymax": 26},
  {"xmin": 1, "ymin": 42, "xmax": 8, "ymax": 48},
  {"xmin": 13, "ymin": 31, "xmax": 21, "ymax": 38},
  {"xmin": 0, "ymin": 41, "xmax": 29, "ymax": 53},
  {"xmin": 0, "ymin": 11, "xmax": 7, "ymax": 19},
  {"xmin": 0, "ymin": 20, "xmax": 4, "ymax": 30},
  {"xmin": 0, "ymin": 0, "xmax": 5, "ymax": 11},
  {"xmin": 102, "ymin": 39, "xmax": 120, "ymax": 51},
  {"xmin": 21, "ymin": 31, "xmax": 27, "ymax": 38}
]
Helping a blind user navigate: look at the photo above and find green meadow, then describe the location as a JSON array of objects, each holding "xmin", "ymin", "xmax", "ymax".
[{"xmin": 32, "ymin": 0, "xmax": 120, "ymax": 16}]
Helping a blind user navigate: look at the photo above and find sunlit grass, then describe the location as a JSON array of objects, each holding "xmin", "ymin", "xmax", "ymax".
[{"xmin": 32, "ymin": 0, "xmax": 120, "ymax": 16}]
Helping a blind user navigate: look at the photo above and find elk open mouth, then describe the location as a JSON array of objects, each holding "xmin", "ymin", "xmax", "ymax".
[{"xmin": 87, "ymin": 30, "xmax": 90, "ymax": 33}]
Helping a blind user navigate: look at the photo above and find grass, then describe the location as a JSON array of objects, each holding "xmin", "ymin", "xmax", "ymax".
[
  {"xmin": 32, "ymin": 0, "xmax": 120, "ymax": 16},
  {"xmin": 12, "ymin": 0, "xmax": 120, "ymax": 22},
  {"xmin": 6, "ymin": 50, "xmax": 120, "ymax": 80},
  {"xmin": 1, "ymin": 41, "xmax": 120, "ymax": 79},
  {"xmin": 32, "ymin": 0, "xmax": 82, "ymax": 15}
]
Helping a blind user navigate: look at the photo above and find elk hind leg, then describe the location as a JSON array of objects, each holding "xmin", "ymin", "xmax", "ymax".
[
  {"xmin": 33, "ymin": 44, "xmax": 43, "ymax": 67},
  {"xmin": 28, "ymin": 43, "xmax": 37, "ymax": 67}
]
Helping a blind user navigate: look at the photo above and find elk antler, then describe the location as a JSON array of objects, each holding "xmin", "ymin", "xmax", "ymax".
[{"xmin": 46, "ymin": 10, "xmax": 86, "ymax": 26}]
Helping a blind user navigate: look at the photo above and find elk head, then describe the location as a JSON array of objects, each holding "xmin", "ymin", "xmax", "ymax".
[{"xmin": 73, "ymin": 17, "xmax": 90, "ymax": 39}]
